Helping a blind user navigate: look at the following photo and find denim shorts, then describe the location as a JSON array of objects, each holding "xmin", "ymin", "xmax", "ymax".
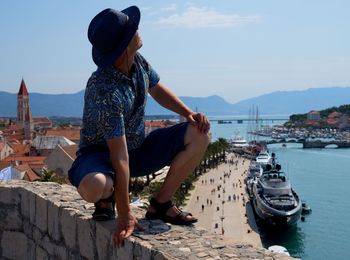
[{"xmin": 68, "ymin": 122, "xmax": 188, "ymax": 188}]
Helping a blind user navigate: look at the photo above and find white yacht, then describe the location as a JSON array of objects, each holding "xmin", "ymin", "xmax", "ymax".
[
  {"xmin": 230, "ymin": 134, "xmax": 249, "ymax": 148},
  {"xmin": 256, "ymin": 151, "xmax": 271, "ymax": 165},
  {"xmin": 268, "ymin": 245, "xmax": 290, "ymax": 256},
  {"xmin": 252, "ymin": 154, "xmax": 302, "ymax": 226}
]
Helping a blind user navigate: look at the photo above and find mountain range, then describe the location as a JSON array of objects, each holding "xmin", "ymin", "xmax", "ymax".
[{"xmin": 1, "ymin": 87, "xmax": 349, "ymax": 117}]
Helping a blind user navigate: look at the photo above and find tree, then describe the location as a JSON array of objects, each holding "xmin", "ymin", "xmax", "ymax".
[{"xmin": 40, "ymin": 168, "xmax": 66, "ymax": 184}]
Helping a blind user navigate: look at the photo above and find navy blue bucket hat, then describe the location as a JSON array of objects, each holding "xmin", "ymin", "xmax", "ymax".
[{"xmin": 88, "ymin": 6, "xmax": 141, "ymax": 68}]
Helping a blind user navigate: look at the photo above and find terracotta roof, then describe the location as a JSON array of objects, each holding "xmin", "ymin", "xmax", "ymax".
[
  {"xmin": 1, "ymin": 155, "xmax": 46, "ymax": 163},
  {"xmin": 308, "ymin": 111, "xmax": 320, "ymax": 115},
  {"xmin": 0, "ymin": 125, "xmax": 23, "ymax": 132},
  {"xmin": 326, "ymin": 118, "xmax": 338, "ymax": 125},
  {"xmin": 8, "ymin": 143, "xmax": 29, "ymax": 155},
  {"xmin": 14, "ymin": 163, "xmax": 41, "ymax": 182},
  {"xmin": 33, "ymin": 117, "xmax": 52, "ymax": 123},
  {"xmin": 46, "ymin": 129, "xmax": 80, "ymax": 141},
  {"xmin": 305, "ymin": 120, "xmax": 319, "ymax": 125},
  {"xmin": 328, "ymin": 112, "xmax": 342, "ymax": 118},
  {"xmin": 144, "ymin": 120, "xmax": 177, "ymax": 127},
  {"xmin": 18, "ymin": 79, "xmax": 29, "ymax": 96}
]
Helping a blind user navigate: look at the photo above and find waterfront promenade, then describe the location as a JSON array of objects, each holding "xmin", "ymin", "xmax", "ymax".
[{"xmin": 183, "ymin": 153, "xmax": 262, "ymax": 248}]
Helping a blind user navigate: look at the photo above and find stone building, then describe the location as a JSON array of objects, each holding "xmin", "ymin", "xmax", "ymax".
[{"xmin": 16, "ymin": 79, "xmax": 34, "ymax": 140}]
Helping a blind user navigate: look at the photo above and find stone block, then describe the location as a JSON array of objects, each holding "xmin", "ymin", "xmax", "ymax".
[
  {"xmin": 23, "ymin": 219, "xmax": 33, "ymax": 238},
  {"xmin": 96, "ymin": 222, "xmax": 113, "ymax": 260},
  {"xmin": 52, "ymin": 244, "xmax": 67, "ymax": 260},
  {"xmin": 36, "ymin": 246, "xmax": 49, "ymax": 260},
  {"xmin": 152, "ymin": 251, "xmax": 172, "ymax": 260},
  {"xmin": 115, "ymin": 239, "xmax": 133, "ymax": 260},
  {"xmin": 0, "ymin": 186, "xmax": 20, "ymax": 205},
  {"xmin": 20, "ymin": 188, "xmax": 30, "ymax": 218},
  {"xmin": 48, "ymin": 201, "xmax": 61, "ymax": 242},
  {"xmin": 35, "ymin": 195, "xmax": 48, "ymax": 232},
  {"xmin": 1, "ymin": 231, "xmax": 28, "ymax": 259},
  {"xmin": 77, "ymin": 216, "xmax": 95, "ymax": 259},
  {"xmin": 41, "ymin": 235, "xmax": 54, "ymax": 255},
  {"xmin": 61, "ymin": 209, "xmax": 77, "ymax": 251},
  {"xmin": 134, "ymin": 241, "xmax": 152, "ymax": 260},
  {"xmin": 33, "ymin": 226, "xmax": 43, "ymax": 243},
  {"xmin": 29, "ymin": 191, "xmax": 36, "ymax": 224},
  {"xmin": 0, "ymin": 206, "xmax": 22, "ymax": 230},
  {"xmin": 27, "ymin": 238, "xmax": 36, "ymax": 260}
]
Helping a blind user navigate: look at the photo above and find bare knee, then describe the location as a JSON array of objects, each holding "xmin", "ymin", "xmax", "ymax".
[
  {"xmin": 77, "ymin": 173, "xmax": 113, "ymax": 203},
  {"xmin": 185, "ymin": 124, "xmax": 211, "ymax": 148}
]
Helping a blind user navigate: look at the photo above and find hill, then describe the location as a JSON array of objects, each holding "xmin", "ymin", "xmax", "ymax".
[{"xmin": 1, "ymin": 87, "xmax": 350, "ymax": 117}]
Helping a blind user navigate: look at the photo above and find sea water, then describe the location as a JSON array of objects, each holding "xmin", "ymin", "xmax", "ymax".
[{"xmin": 209, "ymin": 118, "xmax": 350, "ymax": 260}]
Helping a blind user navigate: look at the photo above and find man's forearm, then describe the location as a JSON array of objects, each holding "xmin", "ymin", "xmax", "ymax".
[
  {"xmin": 150, "ymin": 83, "xmax": 193, "ymax": 117},
  {"xmin": 111, "ymin": 159, "xmax": 130, "ymax": 214}
]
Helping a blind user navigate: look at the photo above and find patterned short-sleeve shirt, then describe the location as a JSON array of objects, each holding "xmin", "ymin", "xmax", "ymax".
[{"xmin": 79, "ymin": 53, "xmax": 160, "ymax": 151}]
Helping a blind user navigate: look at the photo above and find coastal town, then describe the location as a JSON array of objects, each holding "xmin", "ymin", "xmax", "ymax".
[
  {"xmin": 1, "ymin": 79, "xmax": 350, "ymax": 259},
  {"xmin": 0, "ymin": 80, "xmax": 177, "ymax": 182}
]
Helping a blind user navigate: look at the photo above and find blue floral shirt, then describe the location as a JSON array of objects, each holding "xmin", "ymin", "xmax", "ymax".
[{"xmin": 79, "ymin": 53, "xmax": 160, "ymax": 151}]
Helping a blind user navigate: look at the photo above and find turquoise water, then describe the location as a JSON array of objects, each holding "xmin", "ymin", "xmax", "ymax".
[{"xmin": 210, "ymin": 120, "xmax": 350, "ymax": 260}]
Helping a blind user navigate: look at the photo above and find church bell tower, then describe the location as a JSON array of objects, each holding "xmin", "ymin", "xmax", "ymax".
[{"xmin": 17, "ymin": 79, "xmax": 33, "ymax": 140}]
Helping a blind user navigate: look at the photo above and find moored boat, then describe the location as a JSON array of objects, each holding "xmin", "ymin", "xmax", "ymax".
[
  {"xmin": 252, "ymin": 154, "xmax": 302, "ymax": 226},
  {"xmin": 230, "ymin": 133, "xmax": 249, "ymax": 148},
  {"xmin": 256, "ymin": 150, "xmax": 271, "ymax": 165}
]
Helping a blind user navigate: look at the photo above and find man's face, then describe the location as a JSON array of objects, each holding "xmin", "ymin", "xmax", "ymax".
[{"xmin": 127, "ymin": 31, "xmax": 142, "ymax": 55}]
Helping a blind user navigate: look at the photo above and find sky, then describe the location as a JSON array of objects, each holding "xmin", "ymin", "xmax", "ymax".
[{"xmin": 0, "ymin": 0, "xmax": 349, "ymax": 103}]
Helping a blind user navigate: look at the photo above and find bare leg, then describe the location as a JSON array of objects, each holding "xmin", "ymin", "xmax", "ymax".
[
  {"xmin": 148, "ymin": 124, "xmax": 211, "ymax": 219},
  {"xmin": 77, "ymin": 172, "xmax": 114, "ymax": 207}
]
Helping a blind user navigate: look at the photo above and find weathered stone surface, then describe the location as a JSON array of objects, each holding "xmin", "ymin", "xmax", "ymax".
[
  {"xmin": 96, "ymin": 222, "xmax": 113, "ymax": 260},
  {"xmin": 0, "ymin": 206, "xmax": 22, "ymax": 230},
  {"xmin": 27, "ymin": 238, "xmax": 36, "ymax": 260},
  {"xmin": 36, "ymin": 246, "xmax": 49, "ymax": 260},
  {"xmin": 179, "ymin": 247, "xmax": 191, "ymax": 253},
  {"xmin": 61, "ymin": 208, "xmax": 77, "ymax": 250},
  {"xmin": 77, "ymin": 216, "xmax": 95, "ymax": 259},
  {"xmin": 0, "ymin": 186, "xmax": 20, "ymax": 204},
  {"xmin": 33, "ymin": 226, "xmax": 43, "ymax": 243},
  {"xmin": 29, "ymin": 191, "xmax": 36, "ymax": 224},
  {"xmin": 48, "ymin": 201, "xmax": 61, "ymax": 242},
  {"xmin": 42, "ymin": 235, "xmax": 55, "ymax": 255},
  {"xmin": 168, "ymin": 240, "xmax": 181, "ymax": 245},
  {"xmin": 20, "ymin": 187, "xmax": 30, "ymax": 217},
  {"xmin": 134, "ymin": 240, "xmax": 153, "ymax": 259},
  {"xmin": 197, "ymin": 252, "xmax": 209, "ymax": 258},
  {"xmin": 1, "ymin": 231, "xmax": 28, "ymax": 259},
  {"xmin": 115, "ymin": 239, "xmax": 133, "ymax": 260},
  {"xmin": 0, "ymin": 180, "xmax": 297, "ymax": 260},
  {"xmin": 23, "ymin": 218, "xmax": 33, "ymax": 238},
  {"xmin": 52, "ymin": 244, "xmax": 67, "ymax": 260},
  {"xmin": 35, "ymin": 195, "xmax": 48, "ymax": 232}
]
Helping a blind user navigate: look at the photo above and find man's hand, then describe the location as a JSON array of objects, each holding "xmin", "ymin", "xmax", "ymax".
[
  {"xmin": 186, "ymin": 112, "xmax": 210, "ymax": 134},
  {"xmin": 113, "ymin": 212, "xmax": 143, "ymax": 248}
]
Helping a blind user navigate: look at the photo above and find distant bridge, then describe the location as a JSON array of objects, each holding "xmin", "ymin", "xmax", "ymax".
[
  {"xmin": 210, "ymin": 118, "xmax": 288, "ymax": 123},
  {"xmin": 267, "ymin": 139, "xmax": 350, "ymax": 149}
]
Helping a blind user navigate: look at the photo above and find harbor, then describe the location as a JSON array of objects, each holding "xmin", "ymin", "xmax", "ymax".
[
  {"xmin": 192, "ymin": 119, "xmax": 350, "ymax": 259},
  {"xmin": 183, "ymin": 153, "xmax": 262, "ymax": 248}
]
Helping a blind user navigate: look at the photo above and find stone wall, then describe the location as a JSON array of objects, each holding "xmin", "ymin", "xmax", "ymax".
[{"xmin": 0, "ymin": 180, "xmax": 295, "ymax": 260}]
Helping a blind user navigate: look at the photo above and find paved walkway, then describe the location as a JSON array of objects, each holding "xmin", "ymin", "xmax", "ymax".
[{"xmin": 183, "ymin": 153, "xmax": 262, "ymax": 247}]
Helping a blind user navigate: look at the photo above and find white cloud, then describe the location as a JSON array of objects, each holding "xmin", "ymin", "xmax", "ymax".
[
  {"xmin": 161, "ymin": 4, "xmax": 177, "ymax": 12},
  {"xmin": 142, "ymin": 4, "xmax": 177, "ymax": 17},
  {"xmin": 155, "ymin": 5, "xmax": 261, "ymax": 28}
]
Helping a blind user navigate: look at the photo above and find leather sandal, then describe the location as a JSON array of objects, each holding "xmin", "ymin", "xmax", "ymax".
[
  {"xmin": 92, "ymin": 193, "xmax": 115, "ymax": 221},
  {"xmin": 145, "ymin": 198, "xmax": 198, "ymax": 225}
]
